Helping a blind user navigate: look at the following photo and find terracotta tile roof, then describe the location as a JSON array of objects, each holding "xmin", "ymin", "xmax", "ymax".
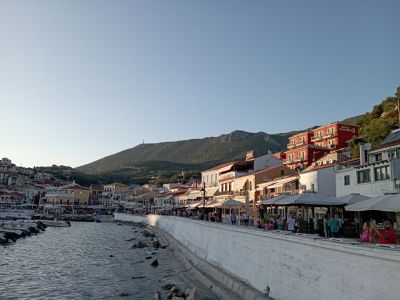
[
  {"xmin": 203, "ymin": 161, "xmax": 237, "ymax": 172},
  {"xmin": 62, "ymin": 183, "xmax": 89, "ymax": 190},
  {"xmin": 372, "ymin": 140, "xmax": 400, "ymax": 151}
]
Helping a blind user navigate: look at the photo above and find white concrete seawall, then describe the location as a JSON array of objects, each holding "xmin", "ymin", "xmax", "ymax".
[{"xmin": 114, "ymin": 213, "xmax": 400, "ymax": 300}]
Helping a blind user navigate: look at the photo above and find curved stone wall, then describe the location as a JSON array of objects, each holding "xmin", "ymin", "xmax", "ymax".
[{"xmin": 114, "ymin": 213, "xmax": 400, "ymax": 300}]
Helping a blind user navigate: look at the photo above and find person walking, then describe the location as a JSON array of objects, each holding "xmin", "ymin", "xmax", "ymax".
[
  {"xmin": 287, "ymin": 215, "xmax": 295, "ymax": 232},
  {"xmin": 323, "ymin": 215, "xmax": 329, "ymax": 238},
  {"xmin": 243, "ymin": 212, "xmax": 250, "ymax": 226},
  {"xmin": 328, "ymin": 214, "xmax": 341, "ymax": 238},
  {"xmin": 230, "ymin": 212, "xmax": 237, "ymax": 225}
]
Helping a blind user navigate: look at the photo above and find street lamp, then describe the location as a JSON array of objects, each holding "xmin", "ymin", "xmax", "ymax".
[{"xmin": 200, "ymin": 182, "xmax": 206, "ymax": 220}]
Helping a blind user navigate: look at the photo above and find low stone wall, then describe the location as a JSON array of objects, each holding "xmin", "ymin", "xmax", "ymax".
[{"xmin": 114, "ymin": 213, "xmax": 400, "ymax": 300}]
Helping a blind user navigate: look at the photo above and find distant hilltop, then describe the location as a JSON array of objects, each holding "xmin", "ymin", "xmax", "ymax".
[
  {"xmin": 76, "ymin": 130, "xmax": 299, "ymax": 174},
  {"xmin": 76, "ymin": 87, "xmax": 400, "ymax": 185}
]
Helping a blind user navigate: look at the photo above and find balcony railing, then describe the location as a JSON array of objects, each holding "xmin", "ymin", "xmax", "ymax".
[
  {"xmin": 214, "ymin": 190, "xmax": 234, "ymax": 196},
  {"xmin": 287, "ymin": 140, "xmax": 307, "ymax": 149},
  {"xmin": 311, "ymin": 135, "xmax": 323, "ymax": 142},
  {"xmin": 218, "ymin": 171, "xmax": 236, "ymax": 181},
  {"xmin": 285, "ymin": 157, "xmax": 307, "ymax": 164}
]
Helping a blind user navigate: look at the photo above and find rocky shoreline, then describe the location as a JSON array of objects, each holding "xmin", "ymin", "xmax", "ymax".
[
  {"xmin": 122, "ymin": 221, "xmax": 268, "ymax": 300},
  {"xmin": 124, "ymin": 221, "xmax": 210, "ymax": 300}
]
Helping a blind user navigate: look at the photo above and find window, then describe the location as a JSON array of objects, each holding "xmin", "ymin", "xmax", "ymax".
[
  {"xmin": 374, "ymin": 165, "xmax": 390, "ymax": 181},
  {"xmin": 248, "ymin": 181, "xmax": 252, "ymax": 191},
  {"xmin": 328, "ymin": 128, "xmax": 335, "ymax": 135},
  {"xmin": 375, "ymin": 153, "xmax": 383, "ymax": 162},
  {"xmin": 357, "ymin": 169, "xmax": 371, "ymax": 184},
  {"xmin": 344, "ymin": 175, "xmax": 350, "ymax": 186},
  {"xmin": 280, "ymin": 169, "xmax": 284, "ymax": 176}
]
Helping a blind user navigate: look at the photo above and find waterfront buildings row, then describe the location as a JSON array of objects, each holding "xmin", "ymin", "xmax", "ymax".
[{"xmin": 3, "ymin": 120, "xmax": 400, "ymax": 212}]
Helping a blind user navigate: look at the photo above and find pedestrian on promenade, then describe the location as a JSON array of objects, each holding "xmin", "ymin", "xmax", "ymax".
[
  {"xmin": 360, "ymin": 222, "xmax": 376, "ymax": 243},
  {"xmin": 277, "ymin": 216, "xmax": 284, "ymax": 230},
  {"xmin": 328, "ymin": 214, "xmax": 341, "ymax": 238},
  {"xmin": 287, "ymin": 215, "xmax": 295, "ymax": 232},
  {"xmin": 372, "ymin": 220, "xmax": 398, "ymax": 244},
  {"xmin": 323, "ymin": 215, "xmax": 329, "ymax": 238},
  {"xmin": 243, "ymin": 212, "xmax": 250, "ymax": 226},
  {"xmin": 230, "ymin": 212, "xmax": 237, "ymax": 225}
]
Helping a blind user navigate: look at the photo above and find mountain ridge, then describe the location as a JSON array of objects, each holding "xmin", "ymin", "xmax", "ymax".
[{"xmin": 76, "ymin": 129, "xmax": 299, "ymax": 174}]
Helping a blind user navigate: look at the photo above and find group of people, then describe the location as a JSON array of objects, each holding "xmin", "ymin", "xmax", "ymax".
[
  {"xmin": 359, "ymin": 220, "xmax": 398, "ymax": 244},
  {"xmin": 151, "ymin": 208, "xmax": 399, "ymax": 244},
  {"xmin": 322, "ymin": 214, "xmax": 343, "ymax": 238},
  {"xmin": 229, "ymin": 212, "xmax": 250, "ymax": 226}
]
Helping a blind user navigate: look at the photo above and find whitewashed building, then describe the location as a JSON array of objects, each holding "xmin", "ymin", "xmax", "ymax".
[
  {"xmin": 336, "ymin": 129, "xmax": 400, "ymax": 197},
  {"xmin": 299, "ymin": 153, "xmax": 338, "ymax": 197}
]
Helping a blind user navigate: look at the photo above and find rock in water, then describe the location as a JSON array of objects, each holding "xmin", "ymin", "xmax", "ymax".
[
  {"xmin": 154, "ymin": 291, "xmax": 162, "ymax": 300},
  {"xmin": 109, "ymin": 255, "xmax": 114, "ymax": 257},
  {"xmin": 171, "ymin": 297, "xmax": 185, "ymax": 300},
  {"xmin": 131, "ymin": 241, "xmax": 148, "ymax": 249},
  {"xmin": 145, "ymin": 256, "xmax": 152, "ymax": 260},
  {"xmin": 153, "ymin": 240, "xmax": 161, "ymax": 248},
  {"xmin": 150, "ymin": 259, "xmax": 159, "ymax": 267},
  {"xmin": 170, "ymin": 286, "xmax": 185, "ymax": 298},
  {"xmin": 161, "ymin": 283, "xmax": 175, "ymax": 290}
]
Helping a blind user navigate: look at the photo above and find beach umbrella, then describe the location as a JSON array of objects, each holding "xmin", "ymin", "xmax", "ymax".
[
  {"xmin": 335, "ymin": 193, "xmax": 370, "ymax": 205},
  {"xmin": 345, "ymin": 194, "xmax": 400, "ymax": 212},
  {"xmin": 259, "ymin": 194, "xmax": 292, "ymax": 206},
  {"xmin": 275, "ymin": 192, "xmax": 342, "ymax": 206},
  {"xmin": 222, "ymin": 198, "xmax": 244, "ymax": 207}
]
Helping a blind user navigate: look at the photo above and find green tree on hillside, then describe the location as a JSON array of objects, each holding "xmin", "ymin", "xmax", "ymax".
[{"xmin": 349, "ymin": 93, "xmax": 399, "ymax": 157}]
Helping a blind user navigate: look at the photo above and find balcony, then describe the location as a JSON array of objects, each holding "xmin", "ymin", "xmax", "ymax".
[
  {"xmin": 311, "ymin": 135, "xmax": 323, "ymax": 142},
  {"xmin": 285, "ymin": 157, "xmax": 307, "ymax": 164},
  {"xmin": 295, "ymin": 140, "xmax": 307, "ymax": 147},
  {"xmin": 287, "ymin": 140, "xmax": 307, "ymax": 149},
  {"xmin": 214, "ymin": 190, "xmax": 234, "ymax": 196}
]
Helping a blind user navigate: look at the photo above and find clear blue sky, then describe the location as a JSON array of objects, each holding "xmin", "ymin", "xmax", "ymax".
[{"xmin": 1, "ymin": 0, "xmax": 399, "ymax": 168}]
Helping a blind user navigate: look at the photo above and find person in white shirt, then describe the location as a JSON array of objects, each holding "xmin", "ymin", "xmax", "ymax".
[{"xmin": 287, "ymin": 215, "xmax": 295, "ymax": 232}]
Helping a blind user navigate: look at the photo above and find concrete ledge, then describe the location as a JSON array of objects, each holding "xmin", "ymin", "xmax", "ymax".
[
  {"xmin": 156, "ymin": 227, "xmax": 270, "ymax": 300},
  {"xmin": 115, "ymin": 214, "xmax": 400, "ymax": 300}
]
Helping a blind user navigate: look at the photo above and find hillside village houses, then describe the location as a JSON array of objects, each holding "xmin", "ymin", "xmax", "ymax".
[
  {"xmin": 336, "ymin": 129, "xmax": 400, "ymax": 197},
  {"xmin": 5, "ymin": 119, "xmax": 400, "ymax": 217}
]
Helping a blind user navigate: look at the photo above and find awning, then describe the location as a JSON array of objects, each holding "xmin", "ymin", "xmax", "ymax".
[
  {"xmin": 259, "ymin": 194, "xmax": 292, "ymax": 205},
  {"xmin": 186, "ymin": 192, "xmax": 203, "ymax": 200},
  {"xmin": 187, "ymin": 202, "xmax": 202, "ymax": 209},
  {"xmin": 275, "ymin": 192, "xmax": 344, "ymax": 206},
  {"xmin": 206, "ymin": 187, "xmax": 219, "ymax": 197},
  {"xmin": 221, "ymin": 198, "xmax": 246, "ymax": 207},
  {"xmin": 206, "ymin": 201, "xmax": 221, "ymax": 208},
  {"xmin": 234, "ymin": 176, "xmax": 249, "ymax": 191},
  {"xmin": 345, "ymin": 194, "xmax": 400, "ymax": 212},
  {"xmin": 256, "ymin": 181, "xmax": 278, "ymax": 191},
  {"xmin": 267, "ymin": 177, "xmax": 298, "ymax": 189}
]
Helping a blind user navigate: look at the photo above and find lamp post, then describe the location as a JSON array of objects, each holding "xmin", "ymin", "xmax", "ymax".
[{"xmin": 200, "ymin": 182, "xmax": 206, "ymax": 220}]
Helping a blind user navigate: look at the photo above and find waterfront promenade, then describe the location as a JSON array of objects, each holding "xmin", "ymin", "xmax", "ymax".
[{"xmin": 115, "ymin": 213, "xmax": 400, "ymax": 300}]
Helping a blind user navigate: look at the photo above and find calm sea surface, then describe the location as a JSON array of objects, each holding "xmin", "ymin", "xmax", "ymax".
[{"xmin": 0, "ymin": 222, "xmax": 190, "ymax": 300}]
